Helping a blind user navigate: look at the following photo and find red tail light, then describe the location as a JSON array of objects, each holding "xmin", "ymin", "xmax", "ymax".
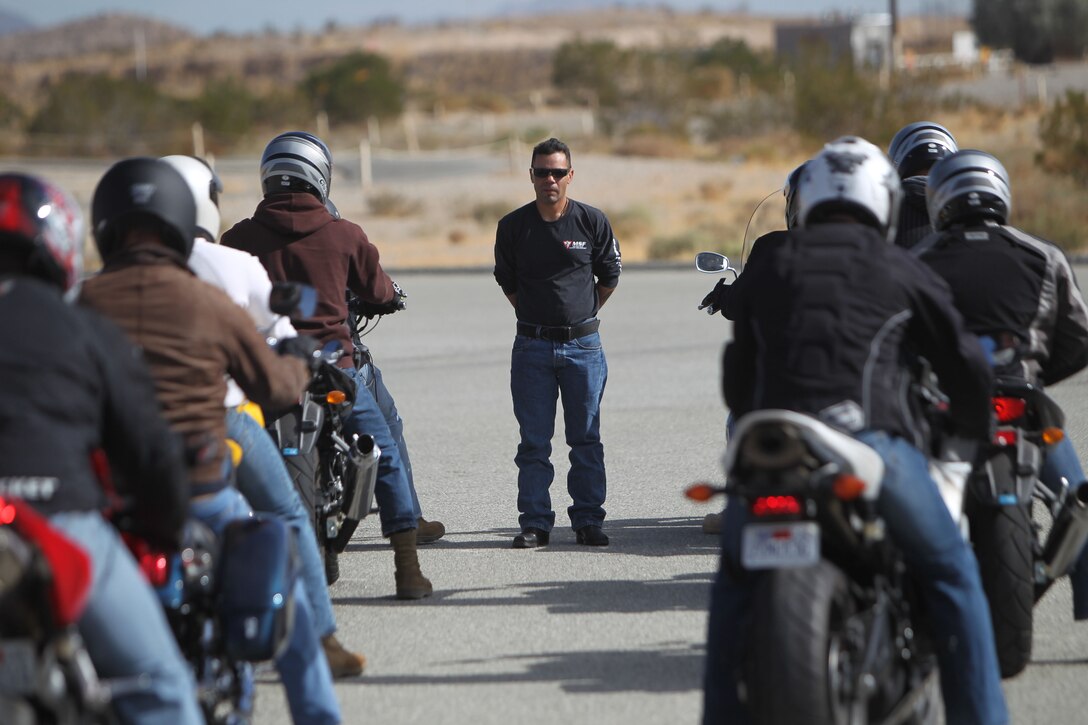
[
  {"xmin": 0, "ymin": 497, "xmax": 15, "ymax": 525},
  {"xmin": 752, "ymin": 495, "xmax": 802, "ymax": 517},
  {"xmin": 139, "ymin": 552, "xmax": 171, "ymax": 588},
  {"xmin": 993, "ymin": 397, "xmax": 1026, "ymax": 423}
]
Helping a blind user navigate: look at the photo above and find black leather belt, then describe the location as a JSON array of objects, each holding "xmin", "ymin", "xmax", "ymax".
[{"xmin": 517, "ymin": 318, "xmax": 600, "ymax": 342}]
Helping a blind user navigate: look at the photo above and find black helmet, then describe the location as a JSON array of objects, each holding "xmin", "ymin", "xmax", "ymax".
[
  {"xmin": 260, "ymin": 131, "xmax": 333, "ymax": 203},
  {"xmin": 0, "ymin": 173, "xmax": 84, "ymax": 291},
  {"xmin": 926, "ymin": 149, "xmax": 1012, "ymax": 231},
  {"xmin": 91, "ymin": 157, "xmax": 198, "ymax": 262},
  {"xmin": 887, "ymin": 121, "xmax": 958, "ymax": 179}
]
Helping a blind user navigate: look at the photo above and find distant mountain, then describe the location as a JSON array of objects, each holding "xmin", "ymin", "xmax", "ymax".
[
  {"xmin": 0, "ymin": 9, "xmax": 33, "ymax": 35},
  {"xmin": 0, "ymin": 13, "xmax": 192, "ymax": 62}
]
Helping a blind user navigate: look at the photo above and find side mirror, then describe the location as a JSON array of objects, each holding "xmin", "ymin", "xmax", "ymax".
[
  {"xmin": 695, "ymin": 251, "xmax": 729, "ymax": 274},
  {"xmin": 269, "ymin": 282, "xmax": 317, "ymax": 320}
]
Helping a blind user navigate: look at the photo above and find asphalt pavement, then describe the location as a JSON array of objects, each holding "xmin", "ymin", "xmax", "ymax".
[{"xmin": 253, "ymin": 266, "xmax": 1088, "ymax": 724}]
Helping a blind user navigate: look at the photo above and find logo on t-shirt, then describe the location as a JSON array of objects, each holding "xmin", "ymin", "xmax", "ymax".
[{"xmin": 563, "ymin": 240, "xmax": 588, "ymax": 250}]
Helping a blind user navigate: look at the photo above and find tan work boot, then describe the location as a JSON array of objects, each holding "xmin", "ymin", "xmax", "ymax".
[
  {"xmin": 390, "ymin": 529, "xmax": 433, "ymax": 600},
  {"xmin": 321, "ymin": 634, "xmax": 366, "ymax": 678},
  {"xmin": 416, "ymin": 517, "xmax": 445, "ymax": 544}
]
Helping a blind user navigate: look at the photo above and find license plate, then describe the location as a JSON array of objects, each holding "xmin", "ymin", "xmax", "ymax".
[
  {"xmin": 0, "ymin": 639, "xmax": 38, "ymax": 695},
  {"xmin": 741, "ymin": 521, "xmax": 820, "ymax": 570}
]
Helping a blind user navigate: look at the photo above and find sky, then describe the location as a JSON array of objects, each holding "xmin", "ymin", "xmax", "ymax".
[{"xmin": 2, "ymin": 0, "xmax": 971, "ymax": 35}]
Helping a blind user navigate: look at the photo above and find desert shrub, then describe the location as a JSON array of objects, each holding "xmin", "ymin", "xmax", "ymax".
[
  {"xmin": 367, "ymin": 190, "xmax": 423, "ymax": 217},
  {"xmin": 1037, "ymin": 90, "xmax": 1088, "ymax": 186},
  {"xmin": 302, "ymin": 52, "xmax": 405, "ymax": 124},
  {"xmin": 606, "ymin": 204, "xmax": 654, "ymax": 241},
  {"xmin": 465, "ymin": 200, "xmax": 512, "ymax": 227}
]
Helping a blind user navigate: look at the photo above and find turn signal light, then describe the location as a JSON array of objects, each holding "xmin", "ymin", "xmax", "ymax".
[
  {"xmin": 832, "ymin": 474, "xmax": 867, "ymax": 501},
  {"xmin": 752, "ymin": 495, "xmax": 801, "ymax": 517},
  {"xmin": 685, "ymin": 483, "xmax": 716, "ymax": 502},
  {"xmin": 326, "ymin": 390, "xmax": 347, "ymax": 405},
  {"xmin": 1042, "ymin": 427, "xmax": 1065, "ymax": 445}
]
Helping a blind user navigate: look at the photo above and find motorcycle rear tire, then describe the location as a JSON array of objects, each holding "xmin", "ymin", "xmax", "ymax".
[
  {"xmin": 744, "ymin": 560, "xmax": 868, "ymax": 725},
  {"xmin": 970, "ymin": 502, "xmax": 1034, "ymax": 678}
]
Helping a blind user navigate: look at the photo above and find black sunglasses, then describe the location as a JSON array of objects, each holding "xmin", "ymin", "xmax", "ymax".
[{"xmin": 532, "ymin": 167, "xmax": 571, "ymax": 180}]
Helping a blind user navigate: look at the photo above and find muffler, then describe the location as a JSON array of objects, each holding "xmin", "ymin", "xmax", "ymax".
[
  {"xmin": 334, "ymin": 435, "xmax": 380, "ymax": 552},
  {"xmin": 1039, "ymin": 482, "xmax": 1088, "ymax": 588}
]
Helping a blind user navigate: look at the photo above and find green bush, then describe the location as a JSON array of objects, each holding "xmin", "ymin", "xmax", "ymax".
[
  {"xmin": 1037, "ymin": 90, "xmax": 1088, "ymax": 186},
  {"xmin": 302, "ymin": 52, "xmax": 405, "ymax": 124}
]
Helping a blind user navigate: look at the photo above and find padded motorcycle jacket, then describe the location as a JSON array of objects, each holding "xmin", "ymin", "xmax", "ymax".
[
  {"xmin": 221, "ymin": 192, "xmax": 395, "ymax": 367},
  {"xmin": 0, "ymin": 276, "xmax": 188, "ymax": 544},
  {"xmin": 722, "ymin": 222, "xmax": 993, "ymax": 446},
  {"xmin": 914, "ymin": 222, "xmax": 1088, "ymax": 387},
  {"xmin": 79, "ymin": 244, "xmax": 310, "ymax": 491}
]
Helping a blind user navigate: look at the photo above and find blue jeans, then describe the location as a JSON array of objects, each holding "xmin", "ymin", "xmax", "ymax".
[
  {"xmin": 1040, "ymin": 435, "xmax": 1088, "ymax": 618},
  {"xmin": 703, "ymin": 431, "xmax": 1008, "ymax": 725},
  {"xmin": 342, "ymin": 364, "xmax": 416, "ymax": 536},
  {"xmin": 227, "ymin": 408, "xmax": 336, "ymax": 638},
  {"xmin": 358, "ymin": 361, "xmax": 423, "ymax": 519},
  {"xmin": 49, "ymin": 511, "xmax": 202, "ymax": 725},
  {"xmin": 190, "ymin": 488, "xmax": 341, "ymax": 725},
  {"xmin": 510, "ymin": 331, "xmax": 608, "ymax": 532}
]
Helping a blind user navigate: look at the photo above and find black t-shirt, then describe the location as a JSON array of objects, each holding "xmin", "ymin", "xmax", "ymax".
[{"xmin": 494, "ymin": 199, "xmax": 621, "ymax": 326}]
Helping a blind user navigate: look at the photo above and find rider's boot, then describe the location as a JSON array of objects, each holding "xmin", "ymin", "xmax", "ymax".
[
  {"xmin": 416, "ymin": 517, "xmax": 446, "ymax": 544},
  {"xmin": 322, "ymin": 634, "xmax": 366, "ymax": 678},
  {"xmin": 391, "ymin": 529, "xmax": 433, "ymax": 600}
]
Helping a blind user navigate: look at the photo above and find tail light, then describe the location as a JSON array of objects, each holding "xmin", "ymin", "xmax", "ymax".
[
  {"xmin": 0, "ymin": 497, "xmax": 15, "ymax": 525},
  {"xmin": 994, "ymin": 429, "xmax": 1018, "ymax": 446},
  {"xmin": 752, "ymin": 495, "xmax": 802, "ymax": 517},
  {"xmin": 993, "ymin": 396, "xmax": 1026, "ymax": 423},
  {"xmin": 122, "ymin": 532, "xmax": 172, "ymax": 588}
]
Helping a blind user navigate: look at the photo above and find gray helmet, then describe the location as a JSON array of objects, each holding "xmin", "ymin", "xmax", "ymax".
[
  {"xmin": 887, "ymin": 121, "xmax": 958, "ymax": 179},
  {"xmin": 925, "ymin": 149, "xmax": 1012, "ymax": 231},
  {"xmin": 260, "ymin": 131, "xmax": 333, "ymax": 203}
]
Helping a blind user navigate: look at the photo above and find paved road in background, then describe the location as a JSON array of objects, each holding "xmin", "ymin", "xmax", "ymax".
[{"xmin": 253, "ymin": 267, "xmax": 1088, "ymax": 724}]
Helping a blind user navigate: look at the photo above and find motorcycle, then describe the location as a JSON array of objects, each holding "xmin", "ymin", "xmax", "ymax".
[
  {"xmin": 964, "ymin": 337, "xmax": 1088, "ymax": 678},
  {"xmin": 265, "ymin": 283, "xmax": 380, "ymax": 587},
  {"xmin": 0, "ymin": 496, "xmax": 111, "ymax": 724}
]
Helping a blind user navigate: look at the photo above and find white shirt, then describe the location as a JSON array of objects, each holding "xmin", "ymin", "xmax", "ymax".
[{"xmin": 188, "ymin": 238, "xmax": 297, "ymax": 406}]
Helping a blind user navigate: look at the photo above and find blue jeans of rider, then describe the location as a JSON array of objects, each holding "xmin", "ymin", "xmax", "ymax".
[
  {"xmin": 190, "ymin": 487, "xmax": 341, "ymax": 725},
  {"xmin": 1040, "ymin": 435, "xmax": 1088, "ymax": 619},
  {"xmin": 49, "ymin": 511, "xmax": 202, "ymax": 725},
  {"xmin": 358, "ymin": 361, "xmax": 424, "ymax": 519},
  {"xmin": 226, "ymin": 408, "xmax": 337, "ymax": 638},
  {"xmin": 702, "ymin": 431, "xmax": 1009, "ymax": 725},
  {"xmin": 343, "ymin": 363, "xmax": 417, "ymax": 536},
  {"xmin": 510, "ymin": 332, "xmax": 608, "ymax": 532}
]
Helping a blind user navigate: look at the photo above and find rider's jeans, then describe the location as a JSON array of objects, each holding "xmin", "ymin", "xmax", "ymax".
[
  {"xmin": 703, "ymin": 431, "xmax": 1009, "ymax": 725},
  {"xmin": 49, "ymin": 511, "xmax": 202, "ymax": 725},
  {"xmin": 227, "ymin": 408, "xmax": 337, "ymax": 638},
  {"xmin": 358, "ymin": 361, "xmax": 423, "ymax": 519},
  {"xmin": 190, "ymin": 488, "xmax": 341, "ymax": 725},
  {"xmin": 343, "ymin": 363, "xmax": 417, "ymax": 536},
  {"xmin": 510, "ymin": 332, "xmax": 608, "ymax": 532},
  {"xmin": 1040, "ymin": 435, "xmax": 1088, "ymax": 618}
]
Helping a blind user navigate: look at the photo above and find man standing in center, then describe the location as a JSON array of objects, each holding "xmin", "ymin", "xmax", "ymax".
[{"xmin": 494, "ymin": 137, "xmax": 622, "ymax": 549}]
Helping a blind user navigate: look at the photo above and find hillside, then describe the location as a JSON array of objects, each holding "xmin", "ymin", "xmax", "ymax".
[{"xmin": 0, "ymin": 9, "xmax": 32, "ymax": 36}]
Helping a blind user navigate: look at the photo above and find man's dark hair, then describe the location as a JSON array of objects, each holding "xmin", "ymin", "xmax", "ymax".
[{"xmin": 531, "ymin": 138, "xmax": 571, "ymax": 167}]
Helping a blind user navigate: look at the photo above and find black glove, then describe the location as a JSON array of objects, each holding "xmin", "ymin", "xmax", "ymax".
[
  {"xmin": 699, "ymin": 278, "xmax": 731, "ymax": 317},
  {"xmin": 354, "ymin": 281, "xmax": 408, "ymax": 319},
  {"xmin": 276, "ymin": 335, "xmax": 322, "ymax": 372}
]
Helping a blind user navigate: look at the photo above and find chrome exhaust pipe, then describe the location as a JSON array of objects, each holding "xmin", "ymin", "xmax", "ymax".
[{"xmin": 1040, "ymin": 483, "xmax": 1088, "ymax": 586}]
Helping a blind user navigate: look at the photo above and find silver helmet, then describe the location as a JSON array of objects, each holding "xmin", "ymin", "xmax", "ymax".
[
  {"xmin": 796, "ymin": 136, "xmax": 902, "ymax": 242},
  {"xmin": 259, "ymin": 131, "xmax": 333, "ymax": 203},
  {"xmin": 887, "ymin": 121, "xmax": 958, "ymax": 179},
  {"xmin": 925, "ymin": 149, "xmax": 1012, "ymax": 231}
]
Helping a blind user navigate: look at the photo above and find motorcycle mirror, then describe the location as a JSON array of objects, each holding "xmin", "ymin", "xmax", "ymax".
[
  {"xmin": 320, "ymin": 340, "xmax": 344, "ymax": 364},
  {"xmin": 695, "ymin": 252, "xmax": 729, "ymax": 274},
  {"xmin": 269, "ymin": 282, "xmax": 318, "ymax": 320}
]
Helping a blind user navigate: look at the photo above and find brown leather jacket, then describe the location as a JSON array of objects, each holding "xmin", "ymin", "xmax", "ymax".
[{"xmin": 80, "ymin": 243, "xmax": 310, "ymax": 491}]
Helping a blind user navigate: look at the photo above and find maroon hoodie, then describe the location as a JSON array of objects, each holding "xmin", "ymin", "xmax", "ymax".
[{"xmin": 221, "ymin": 192, "xmax": 395, "ymax": 364}]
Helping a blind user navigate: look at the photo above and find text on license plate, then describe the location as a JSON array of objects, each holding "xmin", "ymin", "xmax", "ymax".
[{"xmin": 741, "ymin": 521, "xmax": 820, "ymax": 570}]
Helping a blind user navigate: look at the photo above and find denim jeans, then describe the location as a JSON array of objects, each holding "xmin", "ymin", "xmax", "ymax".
[
  {"xmin": 49, "ymin": 511, "xmax": 202, "ymax": 725},
  {"xmin": 1040, "ymin": 435, "xmax": 1088, "ymax": 618},
  {"xmin": 190, "ymin": 488, "xmax": 341, "ymax": 725},
  {"xmin": 226, "ymin": 408, "xmax": 336, "ymax": 638},
  {"xmin": 358, "ymin": 361, "xmax": 423, "ymax": 519},
  {"xmin": 510, "ymin": 331, "xmax": 608, "ymax": 532},
  {"xmin": 703, "ymin": 431, "xmax": 1008, "ymax": 725},
  {"xmin": 342, "ymin": 364, "xmax": 416, "ymax": 536}
]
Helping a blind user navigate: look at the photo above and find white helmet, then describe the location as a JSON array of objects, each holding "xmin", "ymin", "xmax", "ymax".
[
  {"xmin": 260, "ymin": 131, "xmax": 333, "ymax": 203},
  {"xmin": 796, "ymin": 136, "xmax": 902, "ymax": 242},
  {"xmin": 160, "ymin": 155, "xmax": 222, "ymax": 242},
  {"xmin": 925, "ymin": 149, "xmax": 1012, "ymax": 231}
]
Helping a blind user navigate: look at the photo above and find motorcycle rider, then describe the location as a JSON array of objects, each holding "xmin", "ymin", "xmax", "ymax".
[
  {"xmin": 705, "ymin": 137, "xmax": 1008, "ymax": 724},
  {"xmin": 221, "ymin": 131, "xmax": 440, "ymax": 600},
  {"xmin": 78, "ymin": 157, "xmax": 342, "ymax": 725},
  {"xmin": 0, "ymin": 172, "xmax": 202, "ymax": 725},
  {"xmin": 163, "ymin": 153, "xmax": 366, "ymax": 677},
  {"xmin": 914, "ymin": 148, "xmax": 1088, "ymax": 620},
  {"xmin": 886, "ymin": 120, "xmax": 958, "ymax": 249}
]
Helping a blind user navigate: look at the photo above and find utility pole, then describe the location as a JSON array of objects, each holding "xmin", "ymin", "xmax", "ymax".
[{"xmin": 889, "ymin": 0, "xmax": 900, "ymax": 78}]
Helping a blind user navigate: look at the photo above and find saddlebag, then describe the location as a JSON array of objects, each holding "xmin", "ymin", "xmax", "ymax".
[{"xmin": 217, "ymin": 516, "xmax": 299, "ymax": 662}]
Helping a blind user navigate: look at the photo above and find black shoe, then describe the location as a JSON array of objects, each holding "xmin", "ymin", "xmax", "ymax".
[
  {"xmin": 513, "ymin": 527, "xmax": 550, "ymax": 549},
  {"xmin": 575, "ymin": 525, "xmax": 609, "ymax": 547}
]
